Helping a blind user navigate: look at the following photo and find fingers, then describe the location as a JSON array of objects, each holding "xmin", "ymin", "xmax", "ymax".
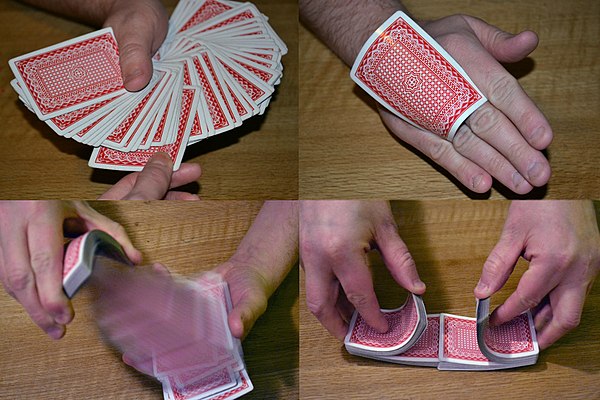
[
  {"xmin": 536, "ymin": 285, "xmax": 585, "ymax": 350},
  {"xmin": 26, "ymin": 211, "xmax": 72, "ymax": 326},
  {"xmin": 227, "ymin": 292, "xmax": 268, "ymax": 340},
  {"xmin": 464, "ymin": 103, "xmax": 551, "ymax": 188},
  {"xmin": 305, "ymin": 266, "xmax": 350, "ymax": 340},
  {"xmin": 489, "ymin": 261, "xmax": 563, "ymax": 326},
  {"xmin": 1, "ymin": 225, "xmax": 63, "ymax": 339},
  {"xmin": 452, "ymin": 124, "xmax": 533, "ymax": 194},
  {"xmin": 464, "ymin": 16, "xmax": 552, "ymax": 151},
  {"xmin": 123, "ymin": 153, "xmax": 175, "ymax": 200},
  {"xmin": 336, "ymin": 257, "xmax": 388, "ymax": 334},
  {"xmin": 379, "ymin": 109, "xmax": 493, "ymax": 193},
  {"xmin": 69, "ymin": 202, "xmax": 142, "ymax": 264},
  {"xmin": 375, "ymin": 222, "xmax": 426, "ymax": 294},
  {"xmin": 98, "ymin": 161, "xmax": 201, "ymax": 200}
]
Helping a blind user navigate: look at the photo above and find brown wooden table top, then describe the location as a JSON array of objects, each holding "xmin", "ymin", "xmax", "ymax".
[
  {"xmin": 0, "ymin": 0, "xmax": 298, "ymax": 200},
  {"xmin": 300, "ymin": 201, "xmax": 600, "ymax": 399},
  {"xmin": 0, "ymin": 201, "xmax": 299, "ymax": 399},
  {"xmin": 299, "ymin": 0, "xmax": 600, "ymax": 199}
]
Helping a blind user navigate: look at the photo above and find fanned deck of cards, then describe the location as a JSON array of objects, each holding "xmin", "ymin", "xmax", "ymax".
[
  {"xmin": 63, "ymin": 231, "xmax": 253, "ymax": 399},
  {"xmin": 344, "ymin": 295, "xmax": 539, "ymax": 371},
  {"xmin": 9, "ymin": 0, "xmax": 286, "ymax": 171},
  {"xmin": 350, "ymin": 11, "xmax": 487, "ymax": 140}
]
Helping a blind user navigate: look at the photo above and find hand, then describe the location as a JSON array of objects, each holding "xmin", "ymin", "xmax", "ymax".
[
  {"xmin": 0, "ymin": 201, "xmax": 141, "ymax": 339},
  {"xmin": 380, "ymin": 15, "xmax": 553, "ymax": 194},
  {"xmin": 98, "ymin": 152, "xmax": 201, "ymax": 200},
  {"xmin": 103, "ymin": 0, "xmax": 169, "ymax": 91},
  {"xmin": 475, "ymin": 200, "xmax": 600, "ymax": 349},
  {"xmin": 210, "ymin": 259, "xmax": 272, "ymax": 340},
  {"xmin": 300, "ymin": 200, "xmax": 426, "ymax": 340}
]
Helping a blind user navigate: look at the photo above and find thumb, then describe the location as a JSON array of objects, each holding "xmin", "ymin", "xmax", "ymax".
[
  {"xmin": 227, "ymin": 292, "xmax": 268, "ymax": 340},
  {"xmin": 376, "ymin": 223, "xmax": 426, "ymax": 295},
  {"xmin": 124, "ymin": 152, "xmax": 174, "ymax": 200},
  {"xmin": 475, "ymin": 227, "xmax": 524, "ymax": 298},
  {"xmin": 466, "ymin": 17, "xmax": 539, "ymax": 63},
  {"xmin": 66, "ymin": 201, "xmax": 143, "ymax": 264}
]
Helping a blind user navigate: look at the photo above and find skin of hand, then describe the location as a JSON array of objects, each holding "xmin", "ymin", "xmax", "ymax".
[
  {"xmin": 19, "ymin": 0, "xmax": 169, "ymax": 91},
  {"xmin": 0, "ymin": 201, "xmax": 142, "ymax": 339},
  {"xmin": 98, "ymin": 152, "xmax": 202, "ymax": 200},
  {"xmin": 300, "ymin": 0, "xmax": 552, "ymax": 194},
  {"xmin": 475, "ymin": 200, "xmax": 600, "ymax": 349},
  {"xmin": 300, "ymin": 200, "xmax": 425, "ymax": 340}
]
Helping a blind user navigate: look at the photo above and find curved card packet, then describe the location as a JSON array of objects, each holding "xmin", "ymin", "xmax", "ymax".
[
  {"xmin": 344, "ymin": 293, "xmax": 427, "ymax": 357},
  {"xmin": 476, "ymin": 298, "xmax": 539, "ymax": 364},
  {"xmin": 351, "ymin": 11, "xmax": 487, "ymax": 140},
  {"xmin": 62, "ymin": 229, "xmax": 131, "ymax": 298}
]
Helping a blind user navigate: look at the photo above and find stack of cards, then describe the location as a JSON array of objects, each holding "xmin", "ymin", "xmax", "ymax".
[
  {"xmin": 63, "ymin": 231, "xmax": 253, "ymax": 400},
  {"xmin": 344, "ymin": 295, "xmax": 539, "ymax": 371},
  {"xmin": 9, "ymin": 0, "xmax": 286, "ymax": 171},
  {"xmin": 158, "ymin": 279, "xmax": 253, "ymax": 400}
]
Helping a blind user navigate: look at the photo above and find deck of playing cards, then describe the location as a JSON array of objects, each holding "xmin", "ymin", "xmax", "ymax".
[
  {"xmin": 344, "ymin": 295, "xmax": 539, "ymax": 371},
  {"xmin": 63, "ymin": 231, "xmax": 253, "ymax": 400},
  {"xmin": 350, "ymin": 11, "xmax": 486, "ymax": 140},
  {"xmin": 9, "ymin": 0, "xmax": 286, "ymax": 171}
]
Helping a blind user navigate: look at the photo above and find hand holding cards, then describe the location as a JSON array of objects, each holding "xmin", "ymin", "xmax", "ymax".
[
  {"xmin": 350, "ymin": 11, "xmax": 487, "ymax": 140},
  {"xmin": 344, "ymin": 294, "xmax": 539, "ymax": 371},
  {"xmin": 63, "ymin": 231, "xmax": 254, "ymax": 399},
  {"xmin": 9, "ymin": 0, "xmax": 286, "ymax": 171}
]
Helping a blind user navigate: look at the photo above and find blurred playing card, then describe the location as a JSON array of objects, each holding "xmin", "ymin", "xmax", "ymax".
[{"xmin": 9, "ymin": 0, "xmax": 286, "ymax": 171}]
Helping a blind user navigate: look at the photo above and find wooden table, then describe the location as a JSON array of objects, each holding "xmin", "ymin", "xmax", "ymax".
[
  {"xmin": 299, "ymin": 0, "xmax": 600, "ymax": 199},
  {"xmin": 0, "ymin": 0, "xmax": 298, "ymax": 199},
  {"xmin": 300, "ymin": 201, "xmax": 600, "ymax": 399},
  {"xmin": 0, "ymin": 202, "xmax": 299, "ymax": 399}
]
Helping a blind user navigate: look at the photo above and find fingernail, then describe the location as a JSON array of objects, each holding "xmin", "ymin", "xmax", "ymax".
[
  {"xmin": 475, "ymin": 280, "xmax": 488, "ymax": 294},
  {"xmin": 472, "ymin": 174, "xmax": 483, "ymax": 190},
  {"xmin": 55, "ymin": 313, "xmax": 70, "ymax": 325},
  {"xmin": 151, "ymin": 152, "xmax": 172, "ymax": 166},
  {"xmin": 47, "ymin": 326, "xmax": 63, "ymax": 340},
  {"xmin": 527, "ymin": 161, "xmax": 543, "ymax": 180},
  {"xmin": 512, "ymin": 171, "xmax": 525, "ymax": 188},
  {"xmin": 413, "ymin": 280, "xmax": 426, "ymax": 292}
]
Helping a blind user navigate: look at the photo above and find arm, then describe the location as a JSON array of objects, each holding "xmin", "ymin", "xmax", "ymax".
[{"xmin": 19, "ymin": 0, "xmax": 169, "ymax": 91}]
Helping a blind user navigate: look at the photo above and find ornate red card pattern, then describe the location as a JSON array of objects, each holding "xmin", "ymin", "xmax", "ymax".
[
  {"xmin": 350, "ymin": 296, "xmax": 418, "ymax": 348},
  {"xmin": 443, "ymin": 316, "xmax": 488, "ymax": 362},
  {"xmin": 484, "ymin": 313, "xmax": 534, "ymax": 354},
  {"xmin": 354, "ymin": 17, "xmax": 483, "ymax": 138},
  {"xmin": 15, "ymin": 32, "xmax": 123, "ymax": 116},
  {"xmin": 399, "ymin": 315, "xmax": 440, "ymax": 358}
]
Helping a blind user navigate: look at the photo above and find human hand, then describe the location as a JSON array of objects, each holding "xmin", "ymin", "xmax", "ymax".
[
  {"xmin": 379, "ymin": 15, "xmax": 553, "ymax": 194},
  {"xmin": 475, "ymin": 200, "xmax": 600, "ymax": 349},
  {"xmin": 98, "ymin": 152, "xmax": 201, "ymax": 200},
  {"xmin": 103, "ymin": 0, "xmax": 169, "ymax": 91},
  {"xmin": 0, "ymin": 201, "xmax": 141, "ymax": 339},
  {"xmin": 300, "ymin": 200, "xmax": 426, "ymax": 340}
]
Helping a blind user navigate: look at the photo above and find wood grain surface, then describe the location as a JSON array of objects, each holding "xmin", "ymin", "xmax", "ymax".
[
  {"xmin": 300, "ymin": 201, "xmax": 600, "ymax": 399},
  {"xmin": 299, "ymin": 0, "xmax": 600, "ymax": 199},
  {"xmin": 0, "ymin": 201, "xmax": 299, "ymax": 399},
  {"xmin": 0, "ymin": 0, "xmax": 298, "ymax": 199}
]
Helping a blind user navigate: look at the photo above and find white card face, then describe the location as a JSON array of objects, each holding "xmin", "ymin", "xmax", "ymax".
[{"xmin": 8, "ymin": 0, "xmax": 286, "ymax": 173}]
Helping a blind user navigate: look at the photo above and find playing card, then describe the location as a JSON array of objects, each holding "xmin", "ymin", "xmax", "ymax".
[
  {"xmin": 9, "ymin": 28, "xmax": 125, "ymax": 120},
  {"xmin": 344, "ymin": 294, "xmax": 427, "ymax": 357},
  {"xmin": 9, "ymin": 0, "xmax": 287, "ymax": 170},
  {"xmin": 350, "ymin": 11, "xmax": 487, "ymax": 140},
  {"xmin": 62, "ymin": 230, "xmax": 130, "ymax": 297}
]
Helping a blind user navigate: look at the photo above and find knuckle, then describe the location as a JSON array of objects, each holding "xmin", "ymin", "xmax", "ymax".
[
  {"xmin": 6, "ymin": 268, "xmax": 32, "ymax": 292},
  {"xmin": 556, "ymin": 313, "xmax": 581, "ymax": 331},
  {"xmin": 428, "ymin": 139, "xmax": 450, "ymax": 163},
  {"xmin": 318, "ymin": 236, "xmax": 350, "ymax": 263},
  {"xmin": 452, "ymin": 126, "xmax": 473, "ymax": 152},
  {"xmin": 29, "ymin": 251, "xmax": 54, "ymax": 274},
  {"xmin": 483, "ymin": 253, "xmax": 510, "ymax": 281},
  {"xmin": 119, "ymin": 42, "xmax": 147, "ymax": 59},
  {"xmin": 487, "ymin": 74, "xmax": 519, "ymax": 106},
  {"xmin": 469, "ymin": 105, "xmax": 500, "ymax": 134},
  {"xmin": 389, "ymin": 247, "xmax": 416, "ymax": 271},
  {"xmin": 346, "ymin": 292, "xmax": 369, "ymax": 308},
  {"xmin": 516, "ymin": 291, "xmax": 540, "ymax": 310},
  {"xmin": 306, "ymin": 297, "xmax": 326, "ymax": 318}
]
